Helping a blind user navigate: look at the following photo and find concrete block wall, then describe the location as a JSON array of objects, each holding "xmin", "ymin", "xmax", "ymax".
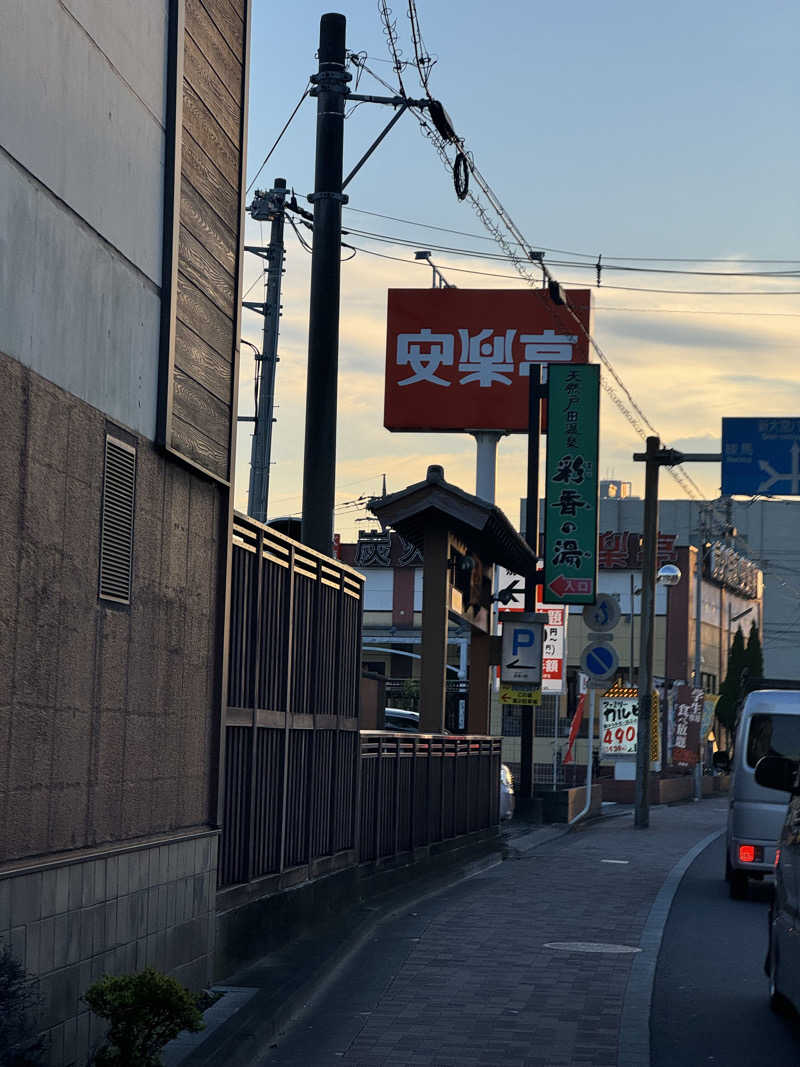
[{"xmin": 0, "ymin": 830, "xmax": 217, "ymax": 1067}]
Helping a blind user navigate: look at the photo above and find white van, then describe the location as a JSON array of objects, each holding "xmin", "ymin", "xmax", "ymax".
[{"xmin": 726, "ymin": 688, "xmax": 800, "ymax": 898}]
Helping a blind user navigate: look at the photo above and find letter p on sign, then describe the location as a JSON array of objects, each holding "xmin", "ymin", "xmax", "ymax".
[{"xmin": 513, "ymin": 629, "xmax": 535, "ymax": 657}]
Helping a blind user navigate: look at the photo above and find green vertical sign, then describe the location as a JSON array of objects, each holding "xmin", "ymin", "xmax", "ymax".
[{"xmin": 544, "ymin": 364, "xmax": 600, "ymax": 604}]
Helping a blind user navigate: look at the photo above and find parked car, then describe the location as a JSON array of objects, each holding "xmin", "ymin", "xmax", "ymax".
[
  {"xmin": 383, "ymin": 707, "xmax": 420, "ymax": 732},
  {"xmin": 500, "ymin": 763, "xmax": 515, "ymax": 820},
  {"xmin": 754, "ymin": 753, "xmax": 800, "ymax": 1013},
  {"xmin": 726, "ymin": 688, "xmax": 800, "ymax": 899}
]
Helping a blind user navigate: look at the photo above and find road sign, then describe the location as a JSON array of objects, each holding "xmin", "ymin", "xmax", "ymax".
[
  {"xmin": 582, "ymin": 595, "xmax": 621, "ymax": 633},
  {"xmin": 500, "ymin": 615, "xmax": 545, "ymax": 683},
  {"xmin": 499, "ymin": 684, "xmax": 542, "ymax": 706},
  {"xmin": 544, "ymin": 364, "xmax": 600, "ymax": 604},
  {"xmin": 722, "ymin": 417, "xmax": 800, "ymax": 496},
  {"xmin": 580, "ymin": 641, "xmax": 619, "ymax": 686}
]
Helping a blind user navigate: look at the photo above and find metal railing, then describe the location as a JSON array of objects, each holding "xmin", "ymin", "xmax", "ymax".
[{"xmin": 358, "ymin": 733, "xmax": 502, "ymax": 863}]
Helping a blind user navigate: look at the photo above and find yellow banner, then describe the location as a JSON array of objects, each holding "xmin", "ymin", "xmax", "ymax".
[{"xmin": 500, "ymin": 685, "xmax": 542, "ymax": 706}]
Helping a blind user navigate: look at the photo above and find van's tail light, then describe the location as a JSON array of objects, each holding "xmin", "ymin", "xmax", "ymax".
[
  {"xmin": 776, "ymin": 848, "xmax": 781, "ymax": 867},
  {"xmin": 739, "ymin": 844, "xmax": 764, "ymax": 863}
]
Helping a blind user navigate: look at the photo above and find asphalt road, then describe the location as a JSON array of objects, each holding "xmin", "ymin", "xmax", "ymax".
[{"xmin": 652, "ymin": 835, "xmax": 800, "ymax": 1066}]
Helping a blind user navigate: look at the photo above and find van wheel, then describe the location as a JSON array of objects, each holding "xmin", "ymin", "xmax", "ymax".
[
  {"xmin": 725, "ymin": 852, "xmax": 732, "ymax": 882},
  {"xmin": 730, "ymin": 869, "xmax": 749, "ymax": 900}
]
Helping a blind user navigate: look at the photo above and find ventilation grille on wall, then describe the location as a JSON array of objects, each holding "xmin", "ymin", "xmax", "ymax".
[{"xmin": 99, "ymin": 436, "xmax": 137, "ymax": 603}]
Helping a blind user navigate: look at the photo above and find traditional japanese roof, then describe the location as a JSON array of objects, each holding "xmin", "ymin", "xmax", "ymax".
[{"xmin": 368, "ymin": 465, "xmax": 538, "ymax": 577}]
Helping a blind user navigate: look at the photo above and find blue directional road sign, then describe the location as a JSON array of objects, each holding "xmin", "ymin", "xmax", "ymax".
[{"xmin": 722, "ymin": 417, "xmax": 800, "ymax": 496}]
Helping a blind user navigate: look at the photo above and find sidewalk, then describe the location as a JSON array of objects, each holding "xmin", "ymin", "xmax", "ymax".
[{"xmin": 177, "ymin": 797, "xmax": 727, "ymax": 1067}]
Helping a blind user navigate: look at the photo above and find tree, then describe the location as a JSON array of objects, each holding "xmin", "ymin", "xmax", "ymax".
[
  {"xmin": 746, "ymin": 621, "xmax": 764, "ymax": 682},
  {"xmin": 716, "ymin": 626, "xmax": 747, "ymax": 735},
  {"xmin": 84, "ymin": 969, "xmax": 204, "ymax": 1067}
]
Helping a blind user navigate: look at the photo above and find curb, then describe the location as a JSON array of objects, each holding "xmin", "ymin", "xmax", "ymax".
[{"xmin": 617, "ymin": 827, "xmax": 724, "ymax": 1067}]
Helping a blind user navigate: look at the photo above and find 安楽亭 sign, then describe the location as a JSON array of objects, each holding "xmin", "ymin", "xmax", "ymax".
[
  {"xmin": 384, "ymin": 288, "xmax": 591, "ymax": 432},
  {"xmin": 544, "ymin": 364, "xmax": 600, "ymax": 604},
  {"xmin": 500, "ymin": 615, "xmax": 544, "ymax": 684},
  {"xmin": 722, "ymin": 417, "xmax": 800, "ymax": 496}
]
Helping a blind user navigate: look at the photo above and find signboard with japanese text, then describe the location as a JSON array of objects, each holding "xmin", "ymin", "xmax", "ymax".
[
  {"xmin": 499, "ymin": 684, "xmax": 542, "ymax": 706},
  {"xmin": 597, "ymin": 530, "xmax": 677, "ymax": 570},
  {"xmin": 384, "ymin": 288, "xmax": 591, "ymax": 432},
  {"xmin": 722, "ymin": 417, "xmax": 800, "ymax": 496},
  {"xmin": 601, "ymin": 695, "xmax": 639, "ymax": 755},
  {"xmin": 543, "ymin": 364, "xmax": 600, "ymax": 604},
  {"xmin": 536, "ymin": 589, "xmax": 567, "ymax": 695},
  {"xmin": 672, "ymin": 685, "xmax": 704, "ymax": 768},
  {"xmin": 600, "ymin": 688, "xmax": 660, "ymax": 763}
]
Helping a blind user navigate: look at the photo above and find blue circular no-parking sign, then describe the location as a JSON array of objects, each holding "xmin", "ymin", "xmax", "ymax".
[{"xmin": 580, "ymin": 641, "xmax": 619, "ymax": 683}]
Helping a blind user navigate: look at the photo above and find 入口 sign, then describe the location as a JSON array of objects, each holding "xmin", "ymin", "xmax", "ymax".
[{"xmin": 384, "ymin": 288, "xmax": 591, "ymax": 432}]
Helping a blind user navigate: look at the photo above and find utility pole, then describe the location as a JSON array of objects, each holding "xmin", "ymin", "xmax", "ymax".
[
  {"xmin": 246, "ymin": 179, "xmax": 287, "ymax": 524},
  {"xmin": 635, "ymin": 437, "xmax": 661, "ymax": 828},
  {"xmin": 518, "ymin": 365, "xmax": 546, "ymax": 801},
  {"xmin": 633, "ymin": 440, "xmax": 721, "ymax": 828},
  {"xmin": 301, "ymin": 13, "xmax": 349, "ymax": 554}
]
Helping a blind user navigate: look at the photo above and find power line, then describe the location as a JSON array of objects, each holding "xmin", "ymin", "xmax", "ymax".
[
  {"xmin": 339, "ymin": 223, "xmax": 800, "ymax": 279},
  {"xmin": 339, "ymin": 204, "xmax": 800, "ymax": 266},
  {"xmin": 246, "ymin": 84, "xmax": 310, "ymax": 194}
]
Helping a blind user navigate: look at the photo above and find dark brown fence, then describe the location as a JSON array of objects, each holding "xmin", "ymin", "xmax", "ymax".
[
  {"xmin": 219, "ymin": 515, "xmax": 364, "ymax": 888},
  {"xmin": 218, "ymin": 515, "xmax": 502, "ymax": 894},
  {"xmin": 358, "ymin": 734, "xmax": 502, "ymax": 863}
]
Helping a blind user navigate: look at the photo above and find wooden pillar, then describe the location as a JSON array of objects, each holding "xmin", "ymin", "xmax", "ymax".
[
  {"xmin": 420, "ymin": 525, "xmax": 449, "ymax": 733},
  {"xmin": 467, "ymin": 630, "xmax": 491, "ymax": 734}
]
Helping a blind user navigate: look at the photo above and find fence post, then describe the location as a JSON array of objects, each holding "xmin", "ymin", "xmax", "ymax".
[
  {"xmin": 278, "ymin": 545, "xmax": 295, "ymax": 874},
  {"xmin": 246, "ymin": 527, "xmax": 265, "ymax": 882}
]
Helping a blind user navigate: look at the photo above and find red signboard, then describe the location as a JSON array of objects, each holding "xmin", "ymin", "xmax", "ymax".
[{"xmin": 384, "ymin": 288, "xmax": 591, "ymax": 432}]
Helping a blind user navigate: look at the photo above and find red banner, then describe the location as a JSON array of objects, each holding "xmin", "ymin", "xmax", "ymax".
[
  {"xmin": 563, "ymin": 692, "xmax": 587, "ymax": 765},
  {"xmin": 384, "ymin": 288, "xmax": 591, "ymax": 432}
]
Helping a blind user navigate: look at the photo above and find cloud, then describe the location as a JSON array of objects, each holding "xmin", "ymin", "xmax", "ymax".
[{"xmin": 234, "ymin": 236, "xmax": 800, "ymax": 537}]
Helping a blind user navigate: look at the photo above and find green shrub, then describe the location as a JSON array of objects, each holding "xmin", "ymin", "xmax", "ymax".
[
  {"xmin": 0, "ymin": 944, "xmax": 46, "ymax": 1066},
  {"xmin": 84, "ymin": 968, "xmax": 204, "ymax": 1067}
]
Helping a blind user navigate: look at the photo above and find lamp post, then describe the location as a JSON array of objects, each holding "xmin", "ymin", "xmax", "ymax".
[{"xmin": 657, "ymin": 563, "xmax": 682, "ymax": 771}]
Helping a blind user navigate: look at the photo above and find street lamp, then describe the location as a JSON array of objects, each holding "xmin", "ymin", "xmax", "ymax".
[{"xmin": 657, "ymin": 563, "xmax": 682, "ymax": 770}]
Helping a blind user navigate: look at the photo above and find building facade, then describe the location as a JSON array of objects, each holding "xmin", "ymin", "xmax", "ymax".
[{"xmin": 0, "ymin": 1, "xmax": 250, "ymax": 1061}]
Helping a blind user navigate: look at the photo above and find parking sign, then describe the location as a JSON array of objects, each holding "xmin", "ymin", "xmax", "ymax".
[{"xmin": 500, "ymin": 615, "xmax": 545, "ymax": 683}]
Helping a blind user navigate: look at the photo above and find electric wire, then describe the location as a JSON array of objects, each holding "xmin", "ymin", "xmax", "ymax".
[
  {"xmin": 247, "ymin": 84, "xmax": 311, "ymax": 195},
  {"xmin": 339, "ymin": 204, "xmax": 800, "ymax": 265},
  {"xmin": 337, "ymin": 222, "xmax": 800, "ymax": 279},
  {"xmin": 380, "ymin": 30, "xmax": 707, "ymax": 502}
]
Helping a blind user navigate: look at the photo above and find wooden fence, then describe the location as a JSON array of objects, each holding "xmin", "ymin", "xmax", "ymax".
[
  {"xmin": 219, "ymin": 515, "xmax": 364, "ymax": 888},
  {"xmin": 358, "ymin": 734, "xmax": 502, "ymax": 863},
  {"xmin": 218, "ymin": 515, "xmax": 502, "ymax": 894}
]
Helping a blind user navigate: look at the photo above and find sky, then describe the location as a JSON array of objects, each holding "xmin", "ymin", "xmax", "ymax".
[{"xmin": 236, "ymin": 0, "xmax": 800, "ymax": 541}]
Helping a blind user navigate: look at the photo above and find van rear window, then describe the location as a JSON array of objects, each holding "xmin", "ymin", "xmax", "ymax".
[{"xmin": 746, "ymin": 713, "xmax": 800, "ymax": 768}]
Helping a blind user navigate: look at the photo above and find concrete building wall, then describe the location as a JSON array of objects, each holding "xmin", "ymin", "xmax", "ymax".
[
  {"xmin": 0, "ymin": 353, "xmax": 221, "ymax": 863},
  {"xmin": 600, "ymin": 496, "xmax": 794, "ymax": 678},
  {"xmin": 0, "ymin": 0, "xmax": 167, "ymax": 439},
  {"xmin": 0, "ymin": 831, "xmax": 217, "ymax": 1067}
]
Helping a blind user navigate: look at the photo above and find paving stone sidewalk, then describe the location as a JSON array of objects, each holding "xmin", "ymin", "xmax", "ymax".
[{"xmin": 259, "ymin": 797, "xmax": 727, "ymax": 1067}]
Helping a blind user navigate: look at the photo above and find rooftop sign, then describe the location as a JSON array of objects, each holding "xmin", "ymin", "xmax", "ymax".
[{"xmin": 384, "ymin": 288, "xmax": 591, "ymax": 433}]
